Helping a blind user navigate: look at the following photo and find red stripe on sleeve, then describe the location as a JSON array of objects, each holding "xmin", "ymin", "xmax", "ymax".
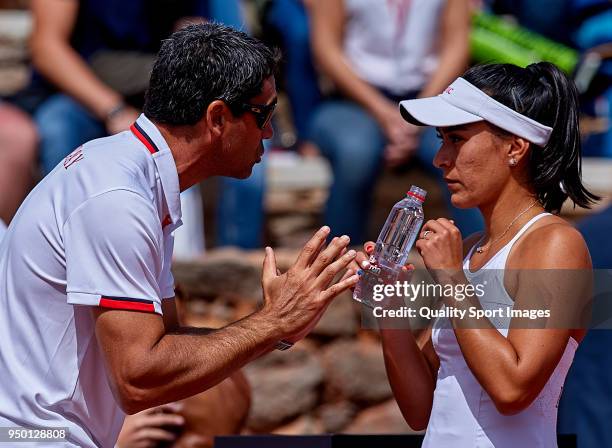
[
  {"xmin": 99, "ymin": 298, "xmax": 156, "ymax": 313},
  {"xmin": 130, "ymin": 124, "xmax": 157, "ymax": 155}
]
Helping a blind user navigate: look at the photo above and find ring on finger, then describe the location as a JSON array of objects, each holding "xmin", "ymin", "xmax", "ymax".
[{"xmin": 423, "ymin": 230, "xmax": 431, "ymax": 239}]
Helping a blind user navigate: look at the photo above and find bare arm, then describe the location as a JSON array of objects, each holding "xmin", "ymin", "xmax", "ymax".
[
  {"xmin": 30, "ymin": 0, "xmax": 125, "ymax": 120},
  {"xmin": 352, "ymin": 246, "xmax": 439, "ymax": 430},
  {"xmin": 451, "ymin": 225, "xmax": 590, "ymax": 415},
  {"xmin": 418, "ymin": 219, "xmax": 591, "ymax": 415},
  {"xmin": 94, "ymin": 228, "xmax": 359, "ymax": 414},
  {"xmin": 380, "ymin": 327, "xmax": 439, "ymax": 430},
  {"xmin": 418, "ymin": 0, "xmax": 471, "ymax": 98},
  {"xmin": 307, "ymin": 0, "xmax": 394, "ymax": 122}
]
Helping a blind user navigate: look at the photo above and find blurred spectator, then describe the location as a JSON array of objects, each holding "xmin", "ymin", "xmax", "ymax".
[
  {"xmin": 116, "ymin": 404, "xmax": 185, "ymax": 448},
  {"xmin": 116, "ymin": 372, "xmax": 250, "ymax": 448},
  {"xmin": 306, "ymin": 0, "xmax": 482, "ymax": 242},
  {"xmin": 23, "ymin": 0, "xmax": 250, "ymax": 253},
  {"xmin": 216, "ymin": 143, "xmax": 268, "ymax": 248},
  {"xmin": 0, "ymin": 102, "xmax": 37, "ymax": 224},
  {"xmin": 558, "ymin": 205, "xmax": 612, "ymax": 448},
  {"xmin": 485, "ymin": 0, "xmax": 612, "ymax": 157},
  {"xmin": 170, "ymin": 372, "xmax": 251, "ymax": 448},
  {"xmin": 215, "ymin": 0, "xmax": 320, "ymax": 249},
  {"xmin": 27, "ymin": 0, "xmax": 211, "ymax": 174},
  {"xmin": 492, "ymin": 0, "xmax": 573, "ymax": 45},
  {"xmin": 261, "ymin": 0, "xmax": 321, "ymax": 144}
]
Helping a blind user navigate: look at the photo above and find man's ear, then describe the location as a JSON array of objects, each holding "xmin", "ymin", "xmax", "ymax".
[
  {"xmin": 507, "ymin": 136, "xmax": 530, "ymax": 164},
  {"xmin": 206, "ymin": 100, "xmax": 230, "ymax": 138}
]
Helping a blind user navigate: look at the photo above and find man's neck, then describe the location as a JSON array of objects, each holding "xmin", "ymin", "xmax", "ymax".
[{"xmin": 155, "ymin": 121, "xmax": 216, "ymax": 192}]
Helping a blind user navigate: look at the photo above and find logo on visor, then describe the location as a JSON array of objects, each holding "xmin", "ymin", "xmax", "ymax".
[{"xmin": 444, "ymin": 87, "xmax": 455, "ymax": 95}]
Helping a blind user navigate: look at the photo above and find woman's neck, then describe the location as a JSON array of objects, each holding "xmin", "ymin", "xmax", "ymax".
[{"xmin": 479, "ymin": 185, "xmax": 543, "ymax": 242}]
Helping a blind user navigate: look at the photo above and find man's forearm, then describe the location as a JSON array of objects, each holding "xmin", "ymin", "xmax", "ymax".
[{"xmin": 122, "ymin": 311, "xmax": 281, "ymax": 413}]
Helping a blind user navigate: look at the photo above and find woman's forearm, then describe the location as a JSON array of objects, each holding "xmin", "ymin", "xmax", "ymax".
[{"xmin": 380, "ymin": 329, "xmax": 436, "ymax": 430}]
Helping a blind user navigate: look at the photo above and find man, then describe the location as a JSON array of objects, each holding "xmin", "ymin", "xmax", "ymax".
[{"xmin": 0, "ymin": 24, "xmax": 359, "ymax": 448}]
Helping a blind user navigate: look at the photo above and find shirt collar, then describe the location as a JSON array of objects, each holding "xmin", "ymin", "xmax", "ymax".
[{"xmin": 133, "ymin": 114, "xmax": 182, "ymax": 226}]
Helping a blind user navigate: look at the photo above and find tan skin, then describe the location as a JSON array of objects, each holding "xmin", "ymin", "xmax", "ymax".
[
  {"xmin": 352, "ymin": 122, "xmax": 590, "ymax": 429},
  {"xmin": 30, "ymin": 0, "xmax": 140, "ymax": 131},
  {"xmin": 307, "ymin": 0, "xmax": 470, "ymax": 166},
  {"xmin": 30, "ymin": 0, "xmax": 206, "ymax": 133},
  {"xmin": 93, "ymin": 77, "xmax": 360, "ymax": 414}
]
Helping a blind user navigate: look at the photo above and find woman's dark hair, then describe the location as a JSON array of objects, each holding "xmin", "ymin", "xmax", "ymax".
[
  {"xmin": 144, "ymin": 22, "xmax": 279, "ymax": 126},
  {"xmin": 463, "ymin": 62, "xmax": 599, "ymax": 213}
]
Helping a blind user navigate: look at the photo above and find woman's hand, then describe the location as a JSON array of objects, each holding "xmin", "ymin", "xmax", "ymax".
[
  {"xmin": 348, "ymin": 242, "xmax": 415, "ymax": 282},
  {"xmin": 415, "ymin": 218, "xmax": 464, "ymax": 283}
]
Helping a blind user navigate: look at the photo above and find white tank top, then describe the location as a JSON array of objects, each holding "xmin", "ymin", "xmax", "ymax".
[
  {"xmin": 423, "ymin": 213, "xmax": 578, "ymax": 448},
  {"xmin": 343, "ymin": 0, "xmax": 446, "ymax": 95}
]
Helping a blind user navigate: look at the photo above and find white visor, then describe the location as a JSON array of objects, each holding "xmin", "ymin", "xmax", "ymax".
[{"xmin": 399, "ymin": 77, "xmax": 553, "ymax": 146}]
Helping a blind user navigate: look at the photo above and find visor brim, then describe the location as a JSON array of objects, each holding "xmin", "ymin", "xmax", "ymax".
[{"xmin": 399, "ymin": 97, "xmax": 484, "ymax": 128}]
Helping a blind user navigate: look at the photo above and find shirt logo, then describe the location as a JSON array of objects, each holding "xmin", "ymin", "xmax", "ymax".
[{"xmin": 63, "ymin": 148, "xmax": 84, "ymax": 169}]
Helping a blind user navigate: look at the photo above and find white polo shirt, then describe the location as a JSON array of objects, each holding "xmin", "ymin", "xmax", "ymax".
[
  {"xmin": 0, "ymin": 115, "xmax": 181, "ymax": 447},
  {"xmin": 0, "ymin": 219, "xmax": 6, "ymax": 241}
]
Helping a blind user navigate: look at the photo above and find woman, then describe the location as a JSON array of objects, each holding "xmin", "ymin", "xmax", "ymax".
[{"xmin": 354, "ymin": 62, "xmax": 597, "ymax": 447}]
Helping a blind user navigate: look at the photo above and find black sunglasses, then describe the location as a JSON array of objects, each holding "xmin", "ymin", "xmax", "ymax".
[{"xmin": 238, "ymin": 98, "xmax": 277, "ymax": 129}]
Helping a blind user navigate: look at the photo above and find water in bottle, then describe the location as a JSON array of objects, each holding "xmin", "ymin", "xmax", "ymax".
[{"xmin": 353, "ymin": 185, "xmax": 426, "ymax": 308}]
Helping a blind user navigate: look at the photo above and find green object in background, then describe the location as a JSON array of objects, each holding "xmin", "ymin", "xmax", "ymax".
[{"xmin": 470, "ymin": 12, "xmax": 580, "ymax": 74}]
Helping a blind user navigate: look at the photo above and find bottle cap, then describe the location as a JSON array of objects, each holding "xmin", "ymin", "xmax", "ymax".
[{"xmin": 406, "ymin": 185, "xmax": 427, "ymax": 202}]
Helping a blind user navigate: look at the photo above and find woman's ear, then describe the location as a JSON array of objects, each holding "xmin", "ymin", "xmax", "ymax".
[{"xmin": 507, "ymin": 136, "xmax": 530, "ymax": 165}]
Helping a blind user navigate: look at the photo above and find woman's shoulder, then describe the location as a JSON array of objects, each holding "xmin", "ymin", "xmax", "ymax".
[{"xmin": 510, "ymin": 215, "xmax": 591, "ymax": 269}]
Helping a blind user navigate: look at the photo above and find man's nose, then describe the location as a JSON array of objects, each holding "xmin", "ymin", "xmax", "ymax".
[{"xmin": 262, "ymin": 121, "xmax": 274, "ymax": 140}]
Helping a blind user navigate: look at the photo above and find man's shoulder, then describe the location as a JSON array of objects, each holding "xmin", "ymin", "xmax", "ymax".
[{"xmin": 63, "ymin": 131, "xmax": 157, "ymax": 198}]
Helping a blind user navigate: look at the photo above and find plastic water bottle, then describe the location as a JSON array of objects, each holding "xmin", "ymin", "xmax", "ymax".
[{"xmin": 353, "ymin": 185, "xmax": 426, "ymax": 308}]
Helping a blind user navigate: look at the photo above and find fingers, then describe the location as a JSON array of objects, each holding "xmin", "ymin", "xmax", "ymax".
[
  {"xmin": 294, "ymin": 226, "xmax": 331, "ymax": 269},
  {"xmin": 436, "ymin": 217, "xmax": 460, "ymax": 234},
  {"xmin": 139, "ymin": 428, "xmax": 178, "ymax": 442},
  {"xmin": 354, "ymin": 251, "xmax": 369, "ymax": 270},
  {"xmin": 143, "ymin": 412, "xmax": 185, "ymax": 428},
  {"xmin": 262, "ymin": 246, "xmax": 278, "ymax": 285},
  {"xmin": 320, "ymin": 273, "xmax": 360, "ymax": 303},
  {"xmin": 310, "ymin": 234, "xmax": 350, "ymax": 276},
  {"xmin": 420, "ymin": 219, "xmax": 447, "ymax": 238},
  {"xmin": 315, "ymin": 248, "xmax": 357, "ymax": 289},
  {"xmin": 399, "ymin": 264, "xmax": 416, "ymax": 282},
  {"xmin": 354, "ymin": 241, "xmax": 375, "ymax": 270},
  {"xmin": 157, "ymin": 403, "xmax": 182, "ymax": 413},
  {"xmin": 339, "ymin": 268, "xmax": 356, "ymax": 283},
  {"xmin": 420, "ymin": 219, "xmax": 461, "ymax": 240}
]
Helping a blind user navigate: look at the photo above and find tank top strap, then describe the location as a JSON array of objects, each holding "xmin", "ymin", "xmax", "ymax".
[
  {"xmin": 505, "ymin": 212, "xmax": 552, "ymax": 248},
  {"xmin": 463, "ymin": 212, "xmax": 552, "ymax": 271}
]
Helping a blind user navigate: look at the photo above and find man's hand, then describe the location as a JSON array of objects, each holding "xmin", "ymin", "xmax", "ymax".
[
  {"xmin": 260, "ymin": 226, "xmax": 359, "ymax": 343},
  {"xmin": 116, "ymin": 404, "xmax": 185, "ymax": 448}
]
